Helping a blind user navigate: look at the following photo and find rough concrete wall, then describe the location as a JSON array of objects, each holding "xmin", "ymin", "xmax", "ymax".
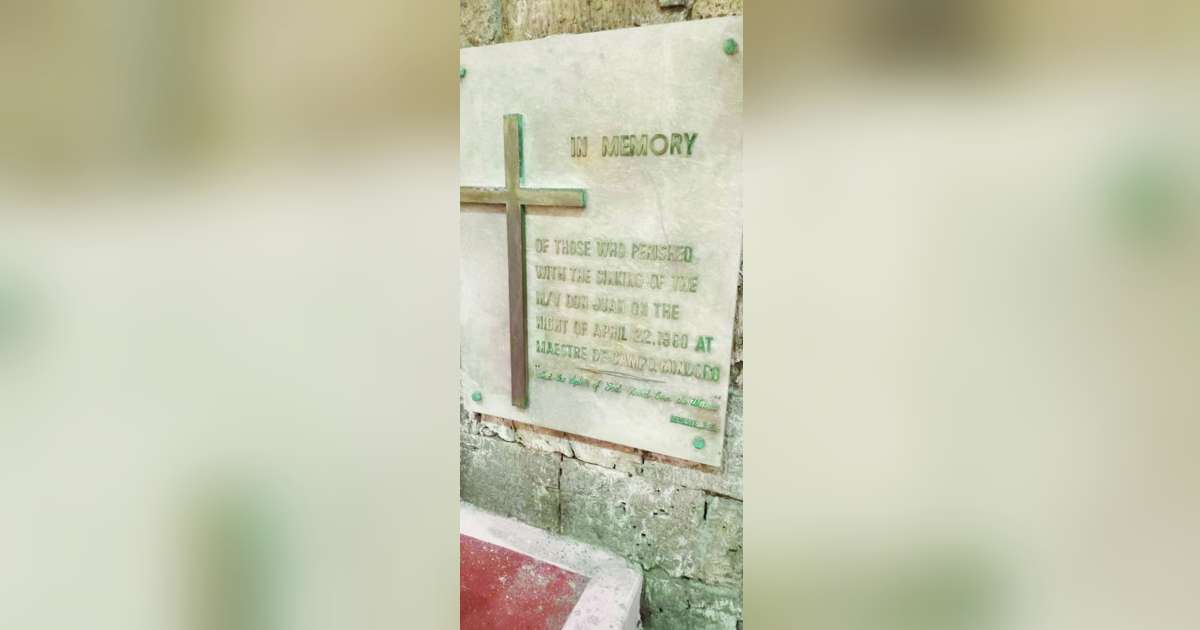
[
  {"xmin": 690, "ymin": 0, "xmax": 743, "ymax": 19},
  {"xmin": 462, "ymin": 0, "xmax": 743, "ymax": 46},
  {"xmin": 461, "ymin": 0, "xmax": 502, "ymax": 47},
  {"xmin": 500, "ymin": 0, "xmax": 690, "ymax": 42},
  {"xmin": 461, "ymin": 391, "xmax": 743, "ymax": 628},
  {"xmin": 460, "ymin": 6, "xmax": 743, "ymax": 629}
]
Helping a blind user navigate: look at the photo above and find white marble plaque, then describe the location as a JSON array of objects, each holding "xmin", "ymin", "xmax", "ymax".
[{"xmin": 460, "ymin": 17, "xmax": 742, "ymax": 466}]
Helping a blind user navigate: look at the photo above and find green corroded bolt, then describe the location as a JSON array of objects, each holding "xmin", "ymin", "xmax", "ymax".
[
  {"xmin": 723, "ymin": 38, "xmax": 738, "ymax": 55},
  {"xmin": 471, "ymin": 391, "xmax": 482, "ymax": 402},
  {"xmin": 693, "ymin": 437, "xmax": 706, "ymax": 450},
  {"xmin": 459, "ymin": 66, "xmax": 467, "ymax": 79}
]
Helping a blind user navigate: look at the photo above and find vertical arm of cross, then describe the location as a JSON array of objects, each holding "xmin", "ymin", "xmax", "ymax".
[
  {"xmin": 503, "ymin": 114, "xmax": 529, "ymax": 408},
  {"xmin": 459, "ymin": 113, "xmax": 586, "ymax": 410}
]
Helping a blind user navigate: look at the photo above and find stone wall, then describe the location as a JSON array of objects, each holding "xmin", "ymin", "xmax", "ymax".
[
  {"xmin": 461, "ymin": 0, "xmax": 743, "ymax": 48},
  {"xmin": 460, "ymin": 390, "xmax": 743, "ymax": 629},
  {"xmin": 460, "ymin": 4, "xmax": 743, "ymax": 628}
]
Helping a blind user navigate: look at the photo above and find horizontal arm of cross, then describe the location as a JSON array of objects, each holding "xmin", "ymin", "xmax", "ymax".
[{"xmin": 460, "ymin": 186, "xmax": 586, "ymax": 209}]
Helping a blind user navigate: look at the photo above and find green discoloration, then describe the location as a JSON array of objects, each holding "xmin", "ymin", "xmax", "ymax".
[
  {"xmin": 642, "ymin": 571, "xmax": 742, "ymax": 629},
  {"xmin": 693, "ymin": 437, "xmax": 706, "ymax": 449},
  {"xmin": 460, "ymin": 436, "xmax": 561, "ymax": 531},
  {"xmin": 560, "ymin": 459, "xmax": 706, "ymax": 577},
  {"xmin": 694, "ymin": 496, "xmax": 743, "ymax": 585},
  {"xmin": 515, "ymin": 113, "xmax": 525, "ymax": 181},
  {"xmin": 471, "ymin": 390, "xmax": 482, "ymax": 402},
  {"xmin": 1107, "ymin": 149, "xmax": 1188, "ymax": 247},
  {"xmin": 723, "ymin": 38, "xmax": 738, "ymax": 55},
  {"xmin": 460, "ymin": 66, "xmax": 467, "ymax": 78},
  {"xmin": 192, "ymin": 487, "xmax": 283, "ymax": 630}
]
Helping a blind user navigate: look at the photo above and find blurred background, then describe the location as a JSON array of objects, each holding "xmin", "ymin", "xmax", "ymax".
[
  {"xmin": 748, "ymin": 2, "xmax": 1198, "ymax": 630},
  {"xmin": 0, "ymin": 1, "xmax": 460, "ymax": 629},
  {"xmin": 0, "ymin": 0, "xmax": 1197, "ymax": 629}
]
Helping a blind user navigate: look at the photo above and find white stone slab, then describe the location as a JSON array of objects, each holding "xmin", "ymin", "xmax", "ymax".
[{"xmin": 460, "ymin": 17, "xmax": 742, "ymax": 466}]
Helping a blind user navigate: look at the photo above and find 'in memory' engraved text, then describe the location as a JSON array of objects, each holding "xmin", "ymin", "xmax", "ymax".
[{"xmin": 569, "ymin": 133, "xmax": 698, "ymax": 158}]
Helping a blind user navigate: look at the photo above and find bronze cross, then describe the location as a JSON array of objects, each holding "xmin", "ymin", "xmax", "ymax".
[{"xmin": 460, "ymin": 114, "xmax": 587, "ymax": 408}]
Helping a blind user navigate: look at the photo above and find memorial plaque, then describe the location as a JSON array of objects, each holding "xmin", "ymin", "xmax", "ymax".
[{"xmin": 460, "ymin": 17, "xmax": 742, "ymax": 466}]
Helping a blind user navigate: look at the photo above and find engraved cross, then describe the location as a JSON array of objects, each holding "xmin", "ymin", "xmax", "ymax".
[{"xmin": 460, "ymin": 114, "xmax": 587, "ymax": 408}]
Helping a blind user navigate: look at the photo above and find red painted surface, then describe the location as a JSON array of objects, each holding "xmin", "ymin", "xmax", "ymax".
[{"xmin": 460, "ymin": 534, "xmax": 589, "ymax": 630}]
